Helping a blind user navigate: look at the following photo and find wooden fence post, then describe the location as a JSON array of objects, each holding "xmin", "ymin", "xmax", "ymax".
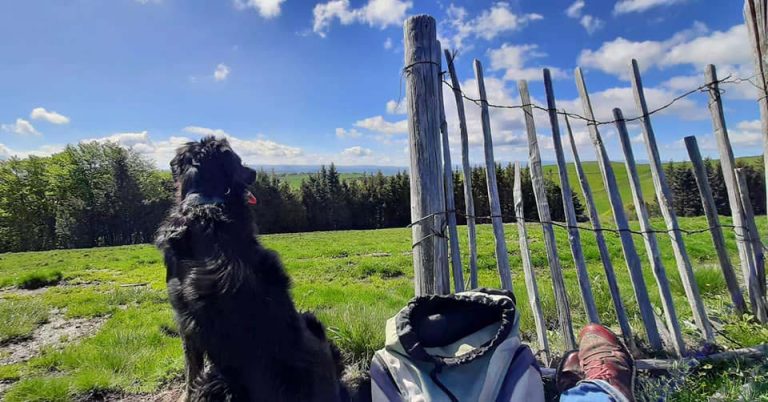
[
  {"xmin": 514, "ymin": 161, "xmax": 550, "ymax": 363},
  {"xmin": 519, "ymin": 79, "xmax": 576, "ymax": 350},
  {"xmin": 403, "ymin": 15, "xmax": 448, "ymax": 296},
  {"xmin": 706, "ymin": 64, "xmax": 767, "ymax": 317},
  {"xmin": 684, "ymin": 136, "xmax": 747, "ymax": 314},
  {"xmin": 473, "ymin": 59, "xmax": 513, "ymax": 291},
  {"xmin": 565, "ymin": 115, "xmax": 633, "ymax": 345},
  {"xmin": 437, "ymin": 42, "xmax": 464, "ymax": 293},
  {"xmin": 744, "ymin": 0, "xmax": 768, "ymax": 226},
  {"xmin": 630, "ymin": 59, "xmax": 714, "ymax": 342},
  {"xmin": 543, "ymin": 69, "xmax": 600, "ymax": 324},
  {"xmin": 574, "ymin": 67, "xmax": 662, "ymax": 351},
  {"xmin": 445, "ymin": 50, "xmax": 479, "ymax": 289},
  {"xmin": 735, "ymin": 168, "xmax": 768, "ymax": 323},
  {"xmin": 615, "ymin": 108, "xmax": 685, "ymax": 357}
]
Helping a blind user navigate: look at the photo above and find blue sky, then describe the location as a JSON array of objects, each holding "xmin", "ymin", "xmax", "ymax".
[{"xmin": 0, "ymin": 0, "xmax": 760, "ymax": 168}]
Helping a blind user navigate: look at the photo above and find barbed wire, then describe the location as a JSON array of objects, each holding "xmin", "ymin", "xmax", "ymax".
[
  {"xmin": 439, "ymin": 74, "xmax": 759, "ymax": 127},
  {"xmin": 409, "ymin": 208, "xmax": 768, "ymax": 254}
]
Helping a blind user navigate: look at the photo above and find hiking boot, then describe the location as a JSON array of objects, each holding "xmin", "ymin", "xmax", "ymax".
[
  {"xmin": 555, "ymin": 349, "xmax": 582, "ymax": 393},
  {"xmin": 578, "ymin": 324, "xmax": 636, "ymax": 401}
]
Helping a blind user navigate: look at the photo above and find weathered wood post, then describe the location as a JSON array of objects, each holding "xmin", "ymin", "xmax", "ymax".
[
  {"xmin": 436, "ymin": 42, "xmax": 464, "ymax": 293},
  {"xmin": 519, "ymin": 79, "xmax": 576, "ymax": 350},
  {"xmin": 684, "ymin": 136, "xmax": 747, "ymax": 314},
  {"xmin": 403, "ymin": 15, "xmax": 449, "ymax": 296},
  {"xmin": 474, "ymin": 59, "xmax": 513, "ymax": 291},
  {"xmin": 543, "ymin": 69, "xmax": 600, "ymax": 324},
  {"xmin": 735, "ymin": 168, "xmax": 768, "ymax": 323},
  {"xmin": 630, "ymin": 59, "xmax": 714, "ymax": 342},
  {"xmin": 615, "ymin": 108, "xmax": 685, "ymax": 356},
  {"xmin": 565, "ymin": 115, "xmax": 633, "ymax": 345},
  {"xmin": 514, "ymin": 161, "xmax": 550, "ymax": 363},
  {"xmin": 744, "ymin": 0, "xmax": 768, "ymax": 225},
  {"xmin": 706, "ymin": 64, "xmax": 767, "ymax": 317},
  {"xmin": 445, "ymin": 50, "xmax": 479, "ymax": 289},
  {"xmin": 574, "ymin": 67, "xmax": 662, "ymax": 351}
]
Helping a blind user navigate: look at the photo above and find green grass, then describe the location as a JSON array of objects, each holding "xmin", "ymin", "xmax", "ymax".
[
  {"xmin": 0, "ymin": 216, "xmax": 766, "ymax": 400},
  {"xmin": 276, "ymin": 172, "xmax": 368, "ymax": 189},
  {"xmin": 17, "ymin": 270, "xmax": 62, "ymax": 290},
  {"xmin": 0, "ymin": 299, "xmax": 49, "ymax": 344}
]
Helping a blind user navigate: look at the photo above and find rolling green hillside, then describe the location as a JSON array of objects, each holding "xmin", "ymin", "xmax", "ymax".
[{"xmin": 0, "ymin": 217, "xmax": 766, "ymax": 400}]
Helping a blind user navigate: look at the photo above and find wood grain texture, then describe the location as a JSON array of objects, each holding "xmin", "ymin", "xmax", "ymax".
[
  {"xmin": 565, "ymin": 114, "xmax": 633, "ymax": 345},
  {"xmin": 437, "ymin": 42, "xmax": 464, "ymax": 293},
  {"xmin": 445, "ymin": 49, "xmax": 478, "ymax": 289},
  {"xmin": 630, "ymin": 60, "xmax": 713, "ymax": 342},
  {"xmin": 518, "ymin": 78, "xmax": 576, "ymax": 350},
  {"xmin": 403, "ymin": 15, "xmax": 448, "ymax": 296},
  {"xmin": 473, "ymin": 59, "xmax": 513, "ymax": 291},
  {"xmin": 574, "ymin": 67, "xmax": 661, "ymax": 351},
  {"xmin": 615, "ymin": 108, "xmax": 685, "ymax": 357},
  {"xmin": 544, "ymin": 69, "xmax": 600, "ymax": 324},
  {"xmin": 513, "ymin": 161, "xmax": 550, "ymax": 362},
  {"xmin": 684, "ymin": 136, "xmax": 746, "ymax": 314}
]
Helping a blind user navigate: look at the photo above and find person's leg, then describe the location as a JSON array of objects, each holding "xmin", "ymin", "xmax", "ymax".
[{"xmin": 558, "ymin": 324, "xmax": 635, "ymax": 402}]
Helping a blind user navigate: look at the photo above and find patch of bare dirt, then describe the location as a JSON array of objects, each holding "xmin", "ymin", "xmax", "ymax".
[
  {"xmin": 79, "ymin": 382, "xmax": 184, "ymax": 402},
  {"xmin": 0, "ymin": 309, "xmax": 108, "ymax": 365}
]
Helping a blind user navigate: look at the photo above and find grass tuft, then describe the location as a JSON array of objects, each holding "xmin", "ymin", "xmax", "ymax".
[
  {"xmin": 0, "ymin": 298, "xmax": 49, "ymax": 344},
  {"xmin": 18, "ymin": 269, "xmax": 63, "ymax": 290}
]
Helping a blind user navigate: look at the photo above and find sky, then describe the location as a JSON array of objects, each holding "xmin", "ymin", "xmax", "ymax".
[{"xmin": 0, "ymin": 0, "xmax": 761, "ymax": 169}]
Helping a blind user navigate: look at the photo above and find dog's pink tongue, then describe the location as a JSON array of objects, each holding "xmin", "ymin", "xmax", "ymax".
[{"xmin": 246, "ymin": 191, "xmax": 258, "ymax": 206}]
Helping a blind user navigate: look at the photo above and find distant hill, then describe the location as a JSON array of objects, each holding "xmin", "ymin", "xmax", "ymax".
[{"xmin": 250, "ymin": 164, "xmax": 405, "ymax": 175}]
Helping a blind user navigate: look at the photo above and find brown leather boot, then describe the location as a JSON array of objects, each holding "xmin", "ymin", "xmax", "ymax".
[
  {"xmin": 578, "ymin": 324, "xmax": 636, "ymax": 401},
  {"xmin": 555, "ymin": 350, "xmax": 582, "ymax": 393}
]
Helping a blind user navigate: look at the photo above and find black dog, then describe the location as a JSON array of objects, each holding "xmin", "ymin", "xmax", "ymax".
[{"xmin": 156, "ymin": 137, "xmax": 344, "ymax": 401}]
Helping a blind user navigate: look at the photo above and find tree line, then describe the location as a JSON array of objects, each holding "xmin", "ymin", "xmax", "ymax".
[{"xmin": 0, "ymin": 143, "xmax": 763, "ymax": 253}]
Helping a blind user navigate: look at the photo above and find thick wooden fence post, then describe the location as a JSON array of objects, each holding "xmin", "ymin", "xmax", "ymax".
[
  {"xmin": 615, "ymin": 108, "xmax": 685, "ymax": 357},
  {"xmin": 437, "ymin": 42, "xmax": 464, "ymax": 293},
  {"xmin": 630, "ymin": 60, "xmax": 713, "ymax": 342},
  {"xmin": 445, "ymin": 50, "xmax": 479, "ymax": 289},
  {"xmin": 403, "ymin": 15, "xmax": 448, "ymax": 296},
  {"xmin": 684, "ymin": 136, "xmax": 747, "ymax": 314},
  {"xmin": 514, "ymin": 161, "xmax": 550, "ymax": 363},
  {"xmin": 574, "ymin": 67, "xmax": 662, "ymax": 351},
  {"xmin": 543, "ymin": 69, "xmax": 600, "ymax": 324},
  {"xmin": 565, "ymin": 115, "xmax": 633, "ymax": 345},
  {"xmin": 474, "ymin": 60, "xmax": 513, "ymax": 291},
  {"xmin": 706, "ymin": 64, "xmax": 767, "ymax": 318},
  {"xmin": 744, "ymin": 0, "xmax": 768, "ymax": 225},
  {"xmin": 735, "ymin": 168, "xmax": 768, "ymax": 323},
  {"xmin": 519, "ymin": 79, "xmax": 576, "ymax": 350}
]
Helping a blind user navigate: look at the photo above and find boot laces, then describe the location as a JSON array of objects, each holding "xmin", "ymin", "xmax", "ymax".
[{"xmin": 581, "ymin": 345, "xmax": 627, "ymax": 381}]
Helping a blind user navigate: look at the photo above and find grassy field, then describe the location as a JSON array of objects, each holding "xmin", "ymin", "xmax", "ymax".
[{"xmin": 0, "ymin": 216, "xmax": 767, "ymax": 400}]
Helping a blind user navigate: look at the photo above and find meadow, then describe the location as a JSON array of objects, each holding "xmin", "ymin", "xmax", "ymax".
[{"xmin": 0, "ymin": 216, "xmax": 767, "ymax": 401}]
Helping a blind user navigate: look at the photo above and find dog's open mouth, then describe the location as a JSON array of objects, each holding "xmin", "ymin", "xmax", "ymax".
[{"xmin": 246, "ymin": 190, "xmax": 257, "ymax": 206}]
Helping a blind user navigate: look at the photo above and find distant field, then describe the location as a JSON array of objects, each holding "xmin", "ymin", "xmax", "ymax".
[
  {"xmin": 272, "ymin": 172, "xmax": 369, "ymax": 189},
  {"xmin": 0, "ymin": 216, "xmax": 767, "ymax": 400}
]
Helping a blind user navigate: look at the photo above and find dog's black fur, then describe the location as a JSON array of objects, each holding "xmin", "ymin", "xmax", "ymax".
[{"xmin": 156, "ymin": 137, "xmax": 344, "ymax": 401}]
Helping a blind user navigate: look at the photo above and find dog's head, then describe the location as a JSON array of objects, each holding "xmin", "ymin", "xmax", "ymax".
[{"xmin": 170, "ymin": 136, "xmax": 257, "ymax": 207}]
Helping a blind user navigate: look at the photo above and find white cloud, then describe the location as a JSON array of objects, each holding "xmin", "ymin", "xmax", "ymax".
[
  {"xmin": 135, "ymin": 0, "xmax": 161, "ymax": 4},
  {"xmin": 30, "ymin": 107, "xmax": 70, "ymax": 125},
  {"xmin": 1, "ymin": 118, "xmax": 41, "ymax": 136},
  {"xmin": 384, "ymin": 37, "xmax": 393, "ymax": 50},
  {"xmin": 440, "ymin": 2, "xmax": 542, "ymax": 50},
  {"xmin": 565, "ymin": 1, "xmax": 603, "ymax": 35},
  {"xmin": 233, "ymin": 0, "xmax": 285, "ymax": 18},
  {"xmin": 342, "ymin": 146, "xmax": 373, "ymax": 157},
  {"xmin": 312, "ymin": 0, "xmax": 412, "ymax": 38},
  {"xmin": 386, "ymin": 99, "xmax": 406, "ymax": 114},
  {"xmin": 0, "ymin": 143, "xmax": 64, "ymax": 160},
  {"xmin": 336, "ymin": 128, "xmax": 362, "ymax": 138},
  {"xmin": 566, "ymin": 0, "xmax": 584, "ymax": 18},
  {"xmin": 214, "ymin": 64, "xmax": 231, "ymax": 82},
  {"xmin": 577, "ymin": 22, "xmax": 745, "ymax": 80},
  {"xmin": 354, "ymin": 115, "xmax": 408, "ymax": 135},
  {"xmin": 614, "ymin": 0, "xmax": 686, "ymax": 15},
  {"xmin": 488, "ymin": 43, "xmax": 566, "ymax": 81},
  {"xmin": 183, "ymin": 126, "xmax": 303, "ymax": 160},
  {"xmin": 579, "ymin": 15, "xmax": 604, "ymax": 35}
]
